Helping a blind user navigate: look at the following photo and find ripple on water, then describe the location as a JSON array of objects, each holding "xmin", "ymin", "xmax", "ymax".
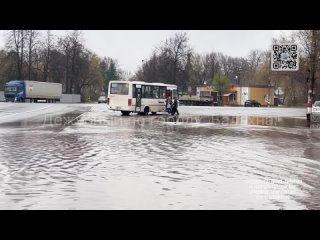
[{"xmin": 0, "ymin": 107, "xmax": 319, "ymax": 209}]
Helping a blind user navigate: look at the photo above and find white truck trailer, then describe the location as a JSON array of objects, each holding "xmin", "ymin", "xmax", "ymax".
[{"xmin": 4, "ymin": 80, "xmax": 62, "ymax": 103}]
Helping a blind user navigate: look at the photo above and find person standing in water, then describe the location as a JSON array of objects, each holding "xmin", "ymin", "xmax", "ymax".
[
  {"xmin": 166, "ymin": 95, "xmax": 172, "ymax": 113},
  {"xmin": 171, "ymin": 97, "xmax": 179, "ymax": 115}
]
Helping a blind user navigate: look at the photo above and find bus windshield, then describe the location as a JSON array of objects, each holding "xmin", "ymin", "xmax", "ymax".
[
  {"xmin": 5, "ymin": 86, "xmax": 17, "ymax": 93},
  {"xmin": 110, "ymin": 83, "xmax": 129, "ymax": 95}
]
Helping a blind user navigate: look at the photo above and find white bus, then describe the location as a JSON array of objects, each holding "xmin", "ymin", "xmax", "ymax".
[{"xmin": 107, "ymin": 80, "xmax": 178, "ymax": 115}]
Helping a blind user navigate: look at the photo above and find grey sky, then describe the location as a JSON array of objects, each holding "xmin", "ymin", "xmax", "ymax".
[{"xmin": 0, "ymin": 30, "xmax": 294, "ymax": 74}]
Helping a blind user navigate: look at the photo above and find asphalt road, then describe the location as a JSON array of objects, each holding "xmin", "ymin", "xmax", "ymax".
[{"xmin": 0, "ymin": 102, "xmax": 92, "ymax": 128}]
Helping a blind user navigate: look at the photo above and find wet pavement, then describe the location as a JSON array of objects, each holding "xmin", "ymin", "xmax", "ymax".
[{"xmin": 0, "ymin": 103, "xmax": 319, "ymax": 209}]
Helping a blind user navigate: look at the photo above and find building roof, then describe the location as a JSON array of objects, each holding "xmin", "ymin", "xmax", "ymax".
[{"xmin": 239, "ymin": 85, "xmax": 274, "ymax": 88}]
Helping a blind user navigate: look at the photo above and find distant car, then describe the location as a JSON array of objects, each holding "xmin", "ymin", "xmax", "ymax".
[
  {"xmin": 98, "ymin": 96, "xmax": 107, "ymax": 104},
  {"xmin": 312, "ymin": 101, "xmax": 320, "ymax": 113},
  {"xmin": 244, "ymin": 100, "xmax": 261, "ymax": 107}
]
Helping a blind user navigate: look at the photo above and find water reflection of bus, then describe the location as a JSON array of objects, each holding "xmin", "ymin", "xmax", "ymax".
[{"xmin": 107, "ymin": 81, "xmax": 178, "ymax": 115}]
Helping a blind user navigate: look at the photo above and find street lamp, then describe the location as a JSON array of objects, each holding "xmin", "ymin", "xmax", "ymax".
[
  {"xmin": 235, "ymin": 75, "xmax": 240, "ymax": 85},
  {"xmin": 268, "ymin": 81, "xmax": 271, "ymax": 107},
  {"xmin": 234, "ymin": 75, "xmax": 240, "ymax": 105}
]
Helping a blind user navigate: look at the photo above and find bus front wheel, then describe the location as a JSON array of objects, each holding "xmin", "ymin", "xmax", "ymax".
[{"xmin": 121, "ymin": 111, "xmax": 130, "ymax": 116}]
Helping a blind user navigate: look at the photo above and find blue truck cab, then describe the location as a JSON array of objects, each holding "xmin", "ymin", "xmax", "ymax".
[{"xmin": 4, "ymin": 80, "xmax": 26, "ymax": 102}]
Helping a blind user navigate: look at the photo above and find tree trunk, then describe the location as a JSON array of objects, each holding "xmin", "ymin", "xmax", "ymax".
[
  {"xmin": 28, "ymin": 36, "xmax": 32, "ymax": 80},
  {"xmin": 20, "ymin": 31, "xmax": 24, "ymax": 79},
  {"xmin": 66, "ymin": 54, "xmax": 69, "ymax": 93}
]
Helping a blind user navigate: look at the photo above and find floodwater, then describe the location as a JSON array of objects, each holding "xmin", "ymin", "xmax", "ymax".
[{"xmin": 0, "ymin": 104, "xmax": 320, "ymax": 209}]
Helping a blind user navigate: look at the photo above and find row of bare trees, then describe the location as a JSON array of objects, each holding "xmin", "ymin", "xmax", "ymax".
[
  {"xmin": 133, "ymin": 32, "xmax": 276, "ymax": 95},
  {"xmin": 1, "ymin": 30, "xmax": 319, "ymax": 105},
  {"xmin": 0, "ymin": 30, "xmax": 122, "ymax": 102},
  {"xmin": 134, "ymin": 31, "xmax": 320, "ymax": 106}
]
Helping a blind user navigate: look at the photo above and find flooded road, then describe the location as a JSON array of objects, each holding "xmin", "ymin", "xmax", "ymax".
[{"xmin": 0, "ymin": 103, "xmax": 319, "ymax": 209}]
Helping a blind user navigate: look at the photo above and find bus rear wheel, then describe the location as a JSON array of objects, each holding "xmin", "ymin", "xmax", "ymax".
[
  {"xmin": 144, "ymin": 107, "xmax": 149, "ymax": 115},
  {"xmin": 121, "ymin": 111, "xmax": 130, "ymax": 116}
]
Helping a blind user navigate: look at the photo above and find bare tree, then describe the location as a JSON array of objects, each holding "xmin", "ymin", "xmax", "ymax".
[
  {"xmin": 79, "ymin": 52, "xmax": 104, "ymax": 101},
  {"xmin": 5, "ymin": 30, "xmax": 27, "ymax": 79},
  {"xmin": 41, "ymin": 30, "xmax": 55, "ymax": 82},
  {"xmin": 58, "ymin": 30, "xmax": 84, "ymax": 93},
  {"xmin": 137, "ymin": 32, "xmax": 193, "ymax": 91},
  {"xmin": 247, "ymin": 49, "xmax": 263, "ymax": 84},
  {"xmin": 158, "ymin": 32, "xmax": 192, "ymax": 86},
  {"xmin": 297, "ymin": 30, "xmax": 320, "ymax": 102},
  {"xmin": 100, "ymin": 57, "xmax": 121, "ymax": 92},
  {"xmin": 191, "ymin": 53, "xmax": 206, "ymax": 87},
  {"xmin": 25, "ymin": 30, "xmax": 41, "ymax": 80},
  {"xmin": 0, "ymin": 30, "xmax": 125, "ymax": 103},
  {"xmin": 189, "ymin": 52, "xmax": 221, "ymax": 92}
]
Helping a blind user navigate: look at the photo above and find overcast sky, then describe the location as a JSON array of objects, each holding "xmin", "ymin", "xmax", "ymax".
[{"xmin": 0, "ymin": 30, "xmax": 295, "ymax": 74}]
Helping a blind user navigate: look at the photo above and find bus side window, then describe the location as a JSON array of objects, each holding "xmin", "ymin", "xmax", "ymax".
[
  {"xmin": 142, "ymin": 85, "xmax": 146, "ymax": 98},
  {"xmin": 152, "ymin": 86, "xmax": 159, "ymax": 99},
  {"xmin": 121, "ymin": 84, "xmax": 129, "ymax": 95},
  {"xmin": 143, "ymin": 86, "xmax": 152, "ymax": 98}
]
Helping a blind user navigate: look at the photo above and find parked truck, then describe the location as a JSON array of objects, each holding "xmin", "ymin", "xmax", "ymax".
[{"xmin": 4, "ymin": 80, "xmax": 62, "ymax": 103}]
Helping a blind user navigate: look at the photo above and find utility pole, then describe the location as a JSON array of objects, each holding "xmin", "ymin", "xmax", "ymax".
[
  {"xmin": 310, "ymin": 30, "xmax": 317, "ymax": 103},
  {"xmin": 307, "ymin": 30, "xmax": 317, "ymax": 120},
  {"xmin": 268, "ymin": 51, "xmax": 272, "ymax": 106}
]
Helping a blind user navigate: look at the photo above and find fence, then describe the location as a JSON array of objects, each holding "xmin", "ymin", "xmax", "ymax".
[
  {"xmin": 60, "ymin": 94, "xmax": 81, "ymax": 103},
  {"xmin": 0, "ymin": 91, "xmax": 4, "ymax": 102}
]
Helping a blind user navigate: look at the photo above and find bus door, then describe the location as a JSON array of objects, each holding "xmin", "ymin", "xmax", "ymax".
[
  {"xmin": 166, "ymin": 89, "xmax": 172, "ymax": 99},
  {"xmin": 135, "ymin": 84, "xmax": 142, "ymax": 112}
]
